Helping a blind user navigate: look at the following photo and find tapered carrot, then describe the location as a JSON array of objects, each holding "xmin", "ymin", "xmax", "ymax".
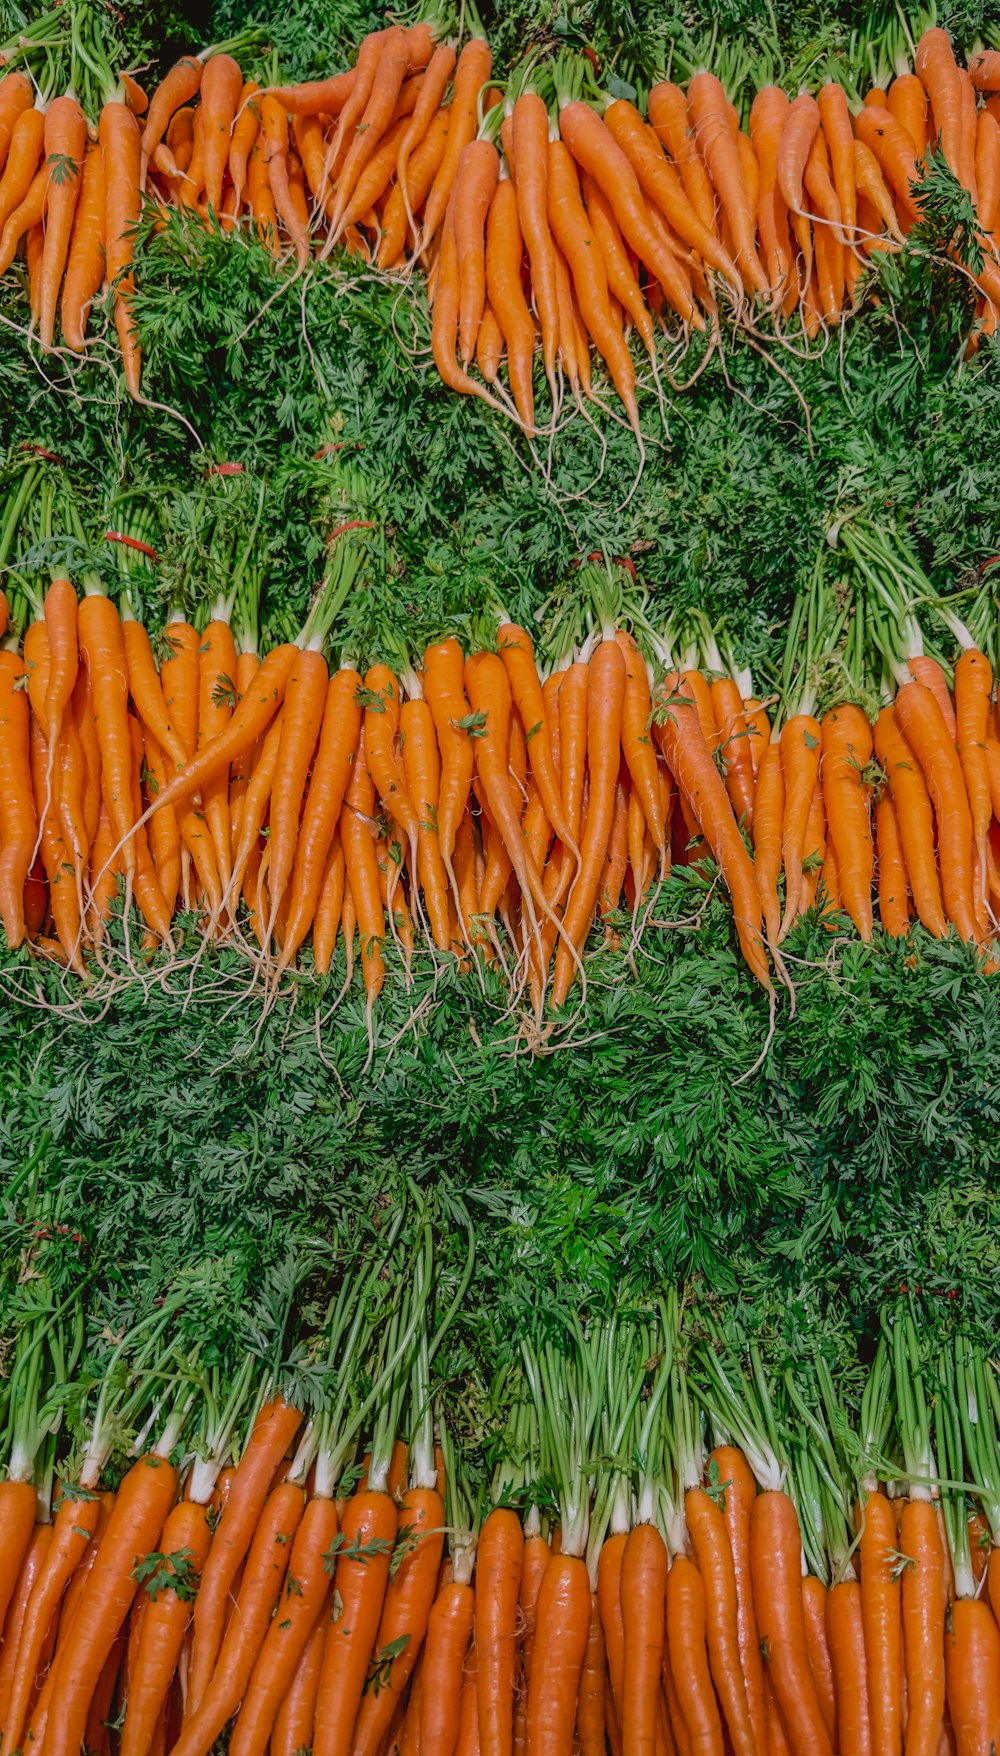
[
  {"xmin": 576, "ymin": 1592, "xmax": 606, "ymax": 1756},
  {"xmin": 351, "ymin": 1487, "xmax": 446, "ymax": 1755},
  {"xmin": 777, "ymin": 712, "xmax": 821, "ymax": 940},
  {"xmin": 120, "ymin": 1500, "xmax": 213, "ymax": 1756},
  {"xmin": 36, "ymin": 95, "xmax": 86, "ymax": 349},
  {"xmin": 0, "ymin": 70, "xmax": 32, "ymax": 176},
  {"xmin": 825, "ymin": 1579, "xmax": 870, "ymax": 1755},
  {"xmin": 0, "ymin": 1523, "xmax": 52, "ymax": 1735},
  {"xmin": 858, "ymin": 1489, "xmax": 903, "ymax": 1756},
  {"xmin": 821, "ymin": 703, "xmax": 873, "ymax": 939},
  {"xmin": 199, "ymin": 53, "xmax": 244, "ymax": 214},
  {"xmin": 187, "ymin": 1396, "xmax": 303, "ymax": 1715},
  {"xmin": 750, "ymin": 1491, "xmax": 832, "ymax": 1756},
  {"xmin": 422, "ymin": 1577, "xmax": 474, "ymax": 1756},
  {"xmin": 525, "ymin": 1552, "xmax": 591, "ymax": 1756},
  {"xmin": 894, "ymin": 678, "xmax": 977, "ymax": 940},
  {"xmin": 801, "ymin": 1577, "xmax": 835, "ymax": 1743},
  {"xmin": 0, "ymin": 1480, "xmax": 38, "ymax": 1633},
  {"xmin": 39, "ymin": 1453, "xmax": 178, "ymax": 1756},
  {"xmin": 944, "ymin": 1600, "xmax": 1000, "ymax": 1755},
  {"xmin": 60, "ymin": 137, "xmax": 104, "ymax": 350},
  {"xmin": 339, "ymin": 727, "xmax": 386, "ymax": 1004},
  {"xmin": 854, "ymin": 107, "xmax": 921, "ymax": 223},
  {"xmin": 2, "ymin": 1488, "xmax": 102, "ymax": 1756},
  {"xmin": 141, "ymin": 54, "xmax": 203, "ymax": 174},
  {"xmin": 313, "ymin": 1484, "xmax": 397, "ymax": 1756},
  {"xmin": 0, "ymin": 162, "xmax": 48, "ymax": 276},
  {"xmin": 560, "ymin": 98, "xmax": 700, "ymax": 324},
  {"xmin": 0, "ymin": 105, "xmax": 45, "ymax": 233},
  {"xmin": 620, "ymin": 1522, "xmax": 667, "ymax": 1756},
  {"xmin": 605, "ymin": 96, "xmax": 740, "ymax": 289},
  {"xmin": 915, "ymin": 29, "xmax": 970, "ymax": 195},
  {"xmin": 167, "ymin": 1481, "xmax": 306, "ymax": 1756},
  {"xmin": 378, "ymin": 107, "xmax": 450, "ymax": 267},
  {"xmin": 551, "ymin": 637, "xmax": 625, "ymax": 1005},
  {"xmin": 647, "ymin": 81, "xmax": 717, "ymax": 234},
  {"xmin": 228, "ymin": 80, "xmax": 261, "ymax": 207},
  {"xmin": 686, "ymin": 1486, "xmax": 757, "ymax": 1756},
  {"xmin": 666, "ymin": 1555, "xmax": 724, "ymax": 1755},
  {"xmin": 476, "ymin": 1508, "xmax": 523, "ymax": 1756},
  {"xmin": 271, "ymin": 1609, "xmax": 328, "ymax": 1756},
  {"xmin": 688, "ymin": 72, "xmax": 769, "ymax": 296},
  {"xmin": 421, "ymin": 38, "xmax": 492, "ymax": 257},
  {"xmin": 899, "ymin": 1498, "xmax": 945, "ymax": 1756},
  {"xmin": 656, "ymin": 677, "xmax": 771, "ymax": 987},
  {"xmin": 100, "ymin": 103, "xmax": 143, "ymax": 396},
  {"xmin": 953, "ymin": 645, "xmax": 992, "ymax": 912},
  {"xmin": 548, "ymin": 137, "xmax": 640, "ymax": 430},
  {"xmin": 615, "ymin": 630, "xmax": 665, "ymax": 856}
]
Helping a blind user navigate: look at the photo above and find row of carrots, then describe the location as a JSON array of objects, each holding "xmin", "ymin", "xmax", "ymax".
[
  {"xmin": 2, "ymin": 454, "xmax": 1000, "ymax": 1002},
  {"xmin": 1, "ymin": 1256, "xmax": 1000, "ymax": 1756},
  {"xmin": 3, "ymin": 13, "xmax": 1000, "ymax": 414}
]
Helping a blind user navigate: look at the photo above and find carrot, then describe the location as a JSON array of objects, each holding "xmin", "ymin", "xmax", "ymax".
[
  {"xmin": 748, "ymin": 86, "xmax": 793, "ymax": 294},
  {"xmin": 0, "ymin": 1523, "xmax": 52, "ymax": 1735},
  {"xmin": 597, "ymin": 1530, "xmax": 627, "ymax": 1723},
  {"xmin": 547, "ymin": 137, "xmax": 640, "ymax": 430},
  {"xmin": 873, "ymin": 707, "xmax": 942, "ymax": 935},
  {"xmin": 647, "ymin": 80, "xmax": 717, "ymax": 235},
  {"xmin": 476, "ymin": 1508, "xmax": 523, "ymax": 1756},
  {"xmin": 576, "ymin": 1592, "xmax": 606, "ymax": 1756},
  {"xmin": 397, "ymin": 43, "xmax": 455, "ymax": 229},
  {"xmin": 615, "ymin": 630, "xmax": 665, "ymax": 855},
  {"xmin": 351, "ymin": 1487, "xmax": 446, "ymax": 1756},
  {"xmin": 0, "ymin": 648, "xmax": 38, "ymax": 950},
  {"xmin": 0, "ymin": 1480, "xmax": 38, "ymax": 1636},
  {"xmin": 187, "ymin": 1396, "xmax": 303, "ymax": 1715},
  {"xmin": 119, "ymin": 1500, "xmax": 213, "ymax": 1756},
  {"xmin": 0, "ymin": 160, "xmax": 47, "ymax": 278},
  {"xmin": 260, "ymin": 96, "xmax": 308, "ymax": 266},
  {"xmin": 228, "ymin": 80, "xmax": 261, "ymax": 207},
  {"xmin": 888, "ymin": 74, "xmax": 930, "ymax": 160},
  {"xmin": 604, "ymin": 96, "xmax": 740, "ymax": 288},
  {"xmin": 40, "ymin": 1454, "xmax": 178, "ymax": 1756},
  {"xmin": 422, "ymin": 636, "xmax": 474, "ymax": 872},
  {"xmin": 421, "ymin": 37, "xmax": 491, "ymax": 257},
  {"xmin": 952, "ymin": 645, "xmax": 993, "ymax": 912},
  {"xmin": 499, "ymin": 621, "xmax": 579, "ymax": 860},
  {"xmin": 2, "ymin": 1489, "xmax": 102, "ymax": 1756},
  {"xmin": 750, "ymin": 1491, "xmax": 832, "ymax": 1756},
  {"xmin": 620, "ymin": 1523, "xmax": 667, "ymax": 1756},
  {"xmin": 329, "ymin": 26, "xmax": 410, "ymax": 235},
  {"xmin": 279, "ymin": 665, "xmax": 361, "ymax": 965},
  {"xmin": 0, "ymin": 70, "xmax": 33, "ymax": 176},
  {"xmin": 657, "ymin": 677, "xmax": 771, "ymax": 987},
  {"xmin": 100, "ymin": 103, "xmax": 143, "ymax": 397},
  {"xmin": 505, "ymin": 89, "xmax": 560, "ymax": 390},
  {"xmin": 944, "ymin": 1599, "xmax": 1000, "ymax": 1755},
  {"xmin": 820, "ymin": 703, "xmax": 873, "ymax": 939},
  {"xmin": 265, "ymin": 68, "xmax": 355, "ymax": 118},
  {"xmin": 433, "ymin": 199, "xmax": 504, "ymax": 405},
  {"xmin": 558, "ymin": 99, "xmax": 700, "ymax": 325},
  {"xmin": 899, "ymin": 1499, "xmax": 945, "ymax": 1756},
  {"xmin": 551, "ymin": 636, "xmax": 625, "ymax": 1006},
  {"xmin": 775, "ymin": 90, "xmax": 821, "ymax": 219},
  {"xmin": 893, "ymin": 678, "xmax": 977, "ymax": 941},
  {"xmin": 686, "ymin": 1487, "xmax": 757, "ymax": 1756},
  {"xmin": 453, "ymin": 138, "xmax": 500, "ymax": 365},
  {"xmin": 688, "ymin": 72, "xmax": 768, "ymax": 296},
  {"xmin": 76, "ymin": 589, "xmax": 139, "ymax": 881},
  {"xmin": 313, "ymin": 1485, "xmax": 397, "ymax": 1756},
  {"xmin": 167, "ymin": 1481, "xmax": 306, "ymax": 1756},
  {"xmin": 60, "ymin": 138, "xmax": 105, "ymax": 350},
  {"xmin": 666, "ymin": 1555, "xmax": 724, "ymax": 1755},
  {"xmin": 340, "ymin": 727, "xmax": 386, "ymax": 1005},
  {"xmin": 422, "ymin": 1578, "xmax": 474, "ymax": 1756},
  {"xmin": 270, "ymin": 1609, "xmax": 328, "ymax": 1756},
  {"xmin": 853, "ymin": 139, "xmax": 906, "ymax": 244},
  {"xmin": 777, "ymin": 711, "xmax": 821, "ymax": 940},
  {"xmin": 378, "ymin": 106, "xmax": 450, "ymax": 267},
  {"xmin": 196, "ymin": 615, "xmax": 239, "ymax": 891},
  {"xmin": 801, "ymin": 1577, "xmax": 835, "ymax": 1744},
  {"xmin": 465, "ymin": 651, "xmax": 551, "ymax": 927},
  {"xmin": 711, "ymin": 675, "xmax": 755, "ymax": 830},
  {"xmin": 226, "ymin": 1495, "xmax": 337, "ymax": 1756},
  {"xmin": 126, "ymin": 719, "xmax": 173, "ymax": 944},
  {"xmin": 525, "ymin": 1552, "xmax": 590, "ymax": 1756},
  {"xmin": 707, "ymin": 1446, "xmax": 768, "ymax": 1756},
  {"xmin": 857, "ymin": 1489, "xmax": 903, "ymax": 1756},
  {"xmin": 264, "ymin": 647, "xmax": 328, "ymax": 926},
  {"xmin": 0, "ymin": 105, "xmax": 44, "ymax": 233},
  {"xmin": 825, "ymin": 1579, "xmax": 870, "ymax": 1756},
  {"xmin": 141, "ymin": 55, "xmax": 203, "ymax": 173},
  {"xmin": 36, "ymin": 94, "xmax": 86, "ymax": 349},
  {"xmin": 582, "ymin": 171, "xmax": 654, "ymax": 355}
]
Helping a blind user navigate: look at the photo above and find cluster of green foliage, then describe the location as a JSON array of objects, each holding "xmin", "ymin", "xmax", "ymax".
[{"xmin": 1, "ymin": 0, "xmax": 1000, "ymax": 1379}]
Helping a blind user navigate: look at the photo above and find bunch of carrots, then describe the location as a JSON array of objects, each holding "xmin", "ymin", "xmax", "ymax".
[
  {"xmin": 3, "ymin": 452, "xmax": 1000, "ymax": 1009},
  {"xmin": 4, "ymin": 8, "xmax": 1000, "ymax": 419},
  {"xmin": 3, "ymin": 1244, "xmax": 1000, "ymax": 1756}
]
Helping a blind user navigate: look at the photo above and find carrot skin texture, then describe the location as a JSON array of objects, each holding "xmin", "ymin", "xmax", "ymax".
[
  {"xmin": 100, "ymin": 104, "xmax": 143, "ymax": 397},
  {"xmin": 899, "ymin": 1500, "xmax": 945, "ymax": 1756},
  {"xmin": 944, "ymin": 1599, "xmax": 1000, "ymax": 1756},
  {"xmin": 826, "ymin": 1580, "xmax": 870, "ymax": 1756},
  {"xmin": 120, "ymin": 1501, "xmax": 213, "ymax": 1756},
  {"xmin": 421, "ymin": 1579, "xmax": 474, "ymax": 1756},
  {"xmin": 858, "ymin": 1489, "xmax": 903, "ymax": 1756}
]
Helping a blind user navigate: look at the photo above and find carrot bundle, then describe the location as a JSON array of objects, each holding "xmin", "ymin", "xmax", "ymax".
[
  {"xmin": 1, "ymin": 1289, "xmax": 998, "ymax": 1756},
  {"xmin": 3, "ymin": 16, "xmax": 999, "ymax": 416}
]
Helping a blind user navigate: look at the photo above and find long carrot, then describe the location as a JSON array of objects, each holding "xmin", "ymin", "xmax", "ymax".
[
  {"xmin": 551, "ymin": 636, "xmax": 625, "ymax": 1006},
  {"xmin": 686, "ymin": 1487, "xmax": 757, "ymax": 1756},
  {"xmin": 187, "ymin": 1396, "xmax": 303, "ymax": 1715},
  {"xmin": 666, "ymin": 1555, "xmax": 724, "ymax": 1756},
  {"xmin": 620, "ymin": 1522, "xmax": 667, "ymax": 1756},
  {"xmin": 313, "ymin": 1484, "xmax": 397, "ymax": 1756},
  {"xmin": 825, "ymin": 1579, "xmax": 870, "ymax": 1756},
  {"xmin": 351, "ymin": 1487, "xmax": 446, "ymax": 1755},
  {"xmin": 688, "ymin": 72, "xmax": 769, "ymax": 295},
  {"xmin": 821, "ymin": 703, "xmax": 873, "ymax": 940},
  {"xmin": 858, "ymin": 1488, "xmax": 903, "ymax": 1756},
  {"xmin": 475, "ymin": 1507, "xmax": 523, "ymax": 1756},
  {"xmin": 893, "ymin": 677, "xmax": 977, "ymax": 941},
  {"xmin": 119, "ymin": 1500, "xmax": 213, "ymax": 1756},
  {"xmin": 100, "ymin": 103, "xmax": 143, "ymax": 397},
  {"xmin": 750, "ymin": 1491, "xmax": 832, "ymax": 1756},
  {"xmin": 525, "ymin": 1553, "xmax": 591, "ymax": 1756},
  {"xmin": 421, "ymin": 37, "xmax": 492, "ymax": 257},
  {"xmin": 0, "ymin": 651, "xmax": 37, "ymax": 949},
  {"xmin": 899, "ymin": 1498, "xmax": 945, "ymax": 1756},
  {"xmin": 39, "ymin": 1454, "xmax": 178, "ymax": 1756}
]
